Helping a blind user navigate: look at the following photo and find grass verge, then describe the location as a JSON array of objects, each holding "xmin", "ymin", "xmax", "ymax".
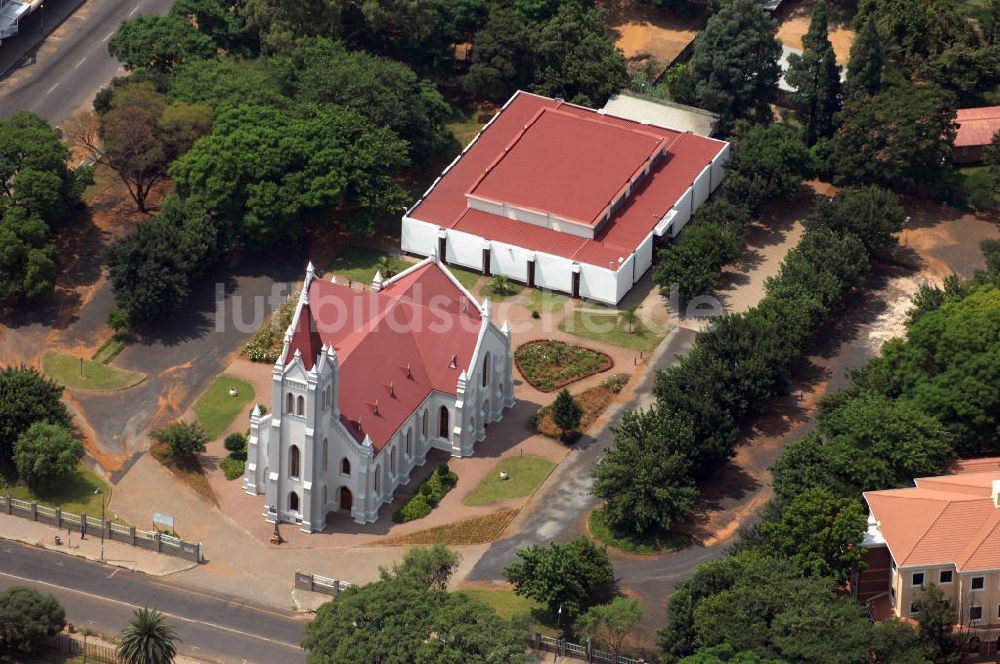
[
  {"xmin": 91, "ymin": 335, "xmax": 126, "ymax": 364},
  {"xmin": 514, "ymin": 340, "xmax": 612, "ymax": 392},
  {"xmin": 588, "ymin": 507, "xmax": 691, "ymax": 555},
  {"xmin": 150, "ymin": 440, "xmax": 215, "ymax": 504},
  {"xmin": 378, "ymin": 508, "xmax": 518, "ymax": 545},
  {"xmin": 324, "ymin": 247, "xmax": 408, "ymax": 285},
  {"xmin": 192, "ymin": 375, "xmax": 255, "ymax": 440},
  {"xmin": 41, "ymin": 352, "xmax": 145, "ymax": 391},
  {"xmin": 464, "ymin": 456, "xmax": 556, "ymax": 506},
  {"xmin": 534, "ymin": 374, "xmax": 628, "ymax": 439},
  {"xmin": 447, "ymin": 265, "xmax": 483, "ymax": 291},
  {"xmin": 559, "ymin": 310, "xmax": 667, "ymax": 353},
  {"xmin": 458, "ymin": 589, "xmax": 556, "ymax": 635},
  {"xmin": 481, "ymin": 279, "xmax": 523, "ymax": 300},
  {"xmin": 525, "ymin": 289, "xmax": 571, "ymax": 315},
  {"xmin": 0, "ymin": 462, "xmax": 112, "ymax": 516}
]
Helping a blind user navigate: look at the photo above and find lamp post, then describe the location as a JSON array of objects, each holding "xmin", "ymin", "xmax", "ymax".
[{"xmin": 93, "ymin": 489, "xmax": 105, "ymax": 562}]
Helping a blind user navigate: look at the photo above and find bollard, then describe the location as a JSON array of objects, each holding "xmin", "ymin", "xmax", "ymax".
[
  {"xmin": 55, "ymin": 507, "xmax": 61, "ymax": 529},
  {"xmin": 129, "ymin": 526, "xmax": 136, "ymax": 546},
  {"xmin": 5, "ymin": 496, "xmax": 11, "ymax": 514},
  {"xmin": 155, "ymin": 532, "xmax": 162, "ymax": 553},
  {"xmin": 30, "ymin": 502, "xmax": 37, "ymax": 521},
  {"xmin": 80, "ymin": 513, "xmax": 87, "ymax": 538}
]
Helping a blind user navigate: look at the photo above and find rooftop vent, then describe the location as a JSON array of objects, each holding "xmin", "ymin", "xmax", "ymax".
[{"xmin": 449, "ymin": 355, "xmax": 457, "ymax": 369}]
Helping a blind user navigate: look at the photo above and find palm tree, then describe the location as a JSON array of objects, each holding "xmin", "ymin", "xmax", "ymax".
[
  {"xmin": 375, "ymin": 255, "xmax": 397, "ymax": 279},
  {"xmin": 621, "ymin": 305, "xmax": 639, "ymax": 334},
  {"xmin": 116, "ymin": 608, "xmax": 180, "ymax": 664},
  {"xmin": 489, "ymin": 275, "xmax": 511, "ymax": 295}
]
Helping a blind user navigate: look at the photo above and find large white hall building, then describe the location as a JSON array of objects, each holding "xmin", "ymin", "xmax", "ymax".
[
  {"xmin": 401, "ymin": 90, "xmax": 730, "ymax": 305},
  {"xmin": 243, "ymin": 257, "xmax": 514, "ymax": 532}
]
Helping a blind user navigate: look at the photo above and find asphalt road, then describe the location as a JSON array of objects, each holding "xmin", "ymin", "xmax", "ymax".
[
  {"xmin": 0, "ymin": 539, "xmax": 307, "ymax": 663},
  {"xmin": 0, "ymin": 0, "xmax": 173, "ymax": 123}
]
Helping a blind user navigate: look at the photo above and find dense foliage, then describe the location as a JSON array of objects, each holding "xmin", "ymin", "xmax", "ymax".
[
  {"xmin": 13, "ymin": 422, "xmax": 84, "ymax": 491},
  {"xmin": 150, "ymin": 421, "xmax": 208, "ymax": 463},
  {"xmin": 302, "ymin": 546, "xmax": 528, "ymax": 663},
  {"xmin": 0, "ymin": 587, "xmax": 65, "ymax": 656},
  {"xmin": 503, "ymin": 537, "xmax": 613, "ymax": 619},
  {"xmin": 0, "ymin": 366, "xmax": 71, "ymax": 463},
  {"xmin": 784, "ymin": 1, "xmax": 841, "ymax": 146},
  {"xmin": 116, "ymin": 608, "xmax": 181, "ymax": 664}
]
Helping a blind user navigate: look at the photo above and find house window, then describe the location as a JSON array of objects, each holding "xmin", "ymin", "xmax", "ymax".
[
  {"xmin": 940, "ymin": 570, "xmax": 953, "ymax": 584},
  {"xmin": 341, "ymin": 458, "xmax": 350, "ymax": 476},
  {"xmin": 971, "ymin": 606, "xmax": 983, "ymax": 621},
  {"xmin": 322, "ymin": 439, "xmax": 328, "ymax": 472},
  {"xmin": 972, "ymin": 576, "xmax": 985, "ymax": 591},
  {"xmin": 912, "ymin": 572, "xmax": 925, "ymax": 587},
  {"xmin": 438, "ymin": 406, "xmax": 449, "ymax": 438},
  {"xmin": 289, "ymin": 445, "xmax": 300, "ymax": 478},
  {"xmin": 296, "ymin": 395, "xmax": 305, "ymax": 416},
  {"xmin": 910, "ymin": 602, "xmax": 919, "ymax": 616},
  {"xmin": 286, "ymin": 393, "xmax": 294, "ymax": 413}
]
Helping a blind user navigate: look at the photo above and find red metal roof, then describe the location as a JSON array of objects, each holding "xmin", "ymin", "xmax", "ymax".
[
  {"xmin": 410, "ymin": 91, "xmax": 727, "ymax": 269},
  {"xmin": 955, "ymin": 106, "xmax": 1000, "ymax": 148},
  {"xmin": 285, "ymin": 262, "xmax": 482, "ymax": 453}
]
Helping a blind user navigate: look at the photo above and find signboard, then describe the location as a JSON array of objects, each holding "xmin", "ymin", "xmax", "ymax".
[{"xmin": 153, "ymin": 512, "xmax": 174, "ymax": 530}]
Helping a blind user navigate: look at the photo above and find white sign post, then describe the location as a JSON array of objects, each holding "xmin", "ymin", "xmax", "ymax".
[{"xmin": 153, "ymin": 512, "xmax": 175, "ymax": 530}]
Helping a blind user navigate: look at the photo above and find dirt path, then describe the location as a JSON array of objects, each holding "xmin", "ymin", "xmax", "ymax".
[
  {"xmin": 602, "ymin": 0, "xmax": 704, "ymax": 71},
  {"xmin": 775, "ymin": 0, "xmax": 856, "ymax": 64}
]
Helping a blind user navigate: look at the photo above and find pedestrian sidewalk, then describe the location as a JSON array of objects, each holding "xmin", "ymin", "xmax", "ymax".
[{"xmin": 0, "ymin": 513, "xmax": 196, "ymax": 576}]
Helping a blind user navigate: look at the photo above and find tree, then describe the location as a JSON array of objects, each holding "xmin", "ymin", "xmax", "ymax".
[
  {"xmin": 654, "ymin": 222, "xmax": 743, "ymax": 300},
  {"xmin": 0, "ymin": 206, "xmax": 57, "ymax": 301},
  {"xmin": 0, "ymin": 366, "xmax": 71, "ymax": 463},
  {"xmin": 721, "ymin": 124, "xmax": 814, "ymax": 215},
  {"xmin": 241, "ymin": 0, "xmax": 344, "ymax": 54},
  {"xmin": 913, "ymin": 585, "xmax": 959, "ymax": 663},
  {"xmin": 575, "ymin": 596, "xmax": 642, "ymax": 657},
  {"xmin": 167, "ymin": 58, "xmax": 285, "ymax": 109},
  {"xmin": 785, "ymin": 1, "xmax": 842, "ymax": 145},
  {"xmin": 679, "ymin": 644, "xmax": 788, "ymax": 663},
  {"xmin": 108, "ymin": 14, "xmax": 216, "ymax": 73},
  {"xmin": 170, "ymin": 103, "xmax": 409, "ymax": 244},
  {"xmin": 303, "ymin": 545, "xmax": 527, "ymax": 663},
  {"xmin": 116, "ymin": 608, "xmax": 180, "ymax": 664},
  {"xmin": 489, "ymin": 275, "xmax": 511, "ymax": 296},
  {"xmin": 551, "ymin": 389, "xmax": 583, "ymax": 440},
  {"xmin": 844, "ymin": 15, "xmax": 884, "ymax": 100},
  {"xmin": 464, "ymin": 6, "xmax": 533, "ymax": 101},
  {"xmin": 830, "ymin": 82, "xmax": 956, "ymax": 192},
  {"xmin": 0, "ymin": 111, "xmax": 81, "ymax": 224},
  {"xmin": 688, "ymin": 0, "xmax": 782, "ymax": 130},
  {"xmin": 223, "ymin": 432, "xmax": 247, "ymax": 456},
  {"xmin": 593, "ymin": 408, "xmax": 697, "ymax": 536},
  {"xmin": 503, "ymin": 537, "xmax": 613, "ymax": 619},
  {"xmin": 621, "ymin": 306, "xmax": 638, "ymax": 334},
  {"xmin": 104, "ymin": 195, "xmax": 219, "ymax": 325},
  {"xmin": 803, "ymin": 187, "xmax": 905, "ymax": 257},
  {"xmin": 760, "ymin": 486, "xmax": 867, "ymax": 583},
  {"xmin": 151, "ymin": 421, "xmax": 208, "ymax": 463},
  {"xmin": 13, "ymin": 422, "xmax": 84, "ymax": 491},
  {"xmin": 100, "ymin": 104, "xmax": 168, "ymax": 213},
  {"xmin": 0, "ymin": 587, "xmax": 65, "ymax": 655},
  {"xmin": 853, "ymin": 0, "xmax": 974, "ymax": 68}
]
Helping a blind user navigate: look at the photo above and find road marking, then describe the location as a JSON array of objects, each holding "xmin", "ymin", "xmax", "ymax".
[
  {"xmin": 45, "ymin": 83, "xmax": 59, "ymax": 95},
  {"xmin": 127, "ymin": 5, "xmax": 139, "ymax": 16},
  {"xmin": 0, "ymin": 571, "xmax": 302, "ymax": 651},
  {"xmin": 73, "ymin": 56, "xmax": 87, "ymax": 69},
  {"xmin": 107, "ymin": 568, "xmax": 118, "ymax": 578},
  {"xmin": 102, "ymin": 30, "xmax": 115, "ymax": 42}
]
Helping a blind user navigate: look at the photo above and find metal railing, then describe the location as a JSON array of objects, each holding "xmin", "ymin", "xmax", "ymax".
[{"xmin": 535, "ymin": 633, "xmax": 645, "ymax": 664}]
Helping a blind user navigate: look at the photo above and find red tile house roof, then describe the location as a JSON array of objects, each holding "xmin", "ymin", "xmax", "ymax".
[
  {"xmin": 285, "ymin": 261, "xmax": 482, "ymax": 453},
  {"xmin": 408, "ymin": 91, "xmax": 728, "ymax": 269},
  {"xmin": 955, "ymin": 106, "xmax": 1000, "ymax": 148}
]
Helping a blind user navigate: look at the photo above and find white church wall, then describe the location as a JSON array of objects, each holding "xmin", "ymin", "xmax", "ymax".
[
  {"xmin": 693, "ymin": 164, "xmax": 712, "ymax": 208},
  {"xmin": 445, "ymin": 228, "xmax": 484, "ymax": 271},
  {"xmin": 490, "ymin": 242, "xmax": 532, "ymax": 282},
  {"xmin": 577, "ymin": 263, "xmax": 618, "ymax": 305},
  {"xmin": 534, "ymin": 252, "xmax": 574, "ymax": 293},
  {"xmin": 401, "ymin": 216, "xmax": 439, "ymax": 256}
]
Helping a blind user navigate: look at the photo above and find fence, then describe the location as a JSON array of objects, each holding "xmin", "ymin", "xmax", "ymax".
[
  {"xmin": 46, "ymin": 632, "xmax": 119, "ymax": 664},
  {"xmin": 535, "ymin": 633, "xmax": 646, "ymax": 664},
  {"xmin": 1, "ymin": 495, "xmax": 202, "ymax": 563},
  {"xmin": 295, "ymin": 571, "xmax": 352, "ymax": 596}
]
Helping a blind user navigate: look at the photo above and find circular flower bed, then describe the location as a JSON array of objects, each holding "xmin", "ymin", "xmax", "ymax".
[{"xmin": 514, "ymin": 339, "xmax": 613, "ymax": 392}]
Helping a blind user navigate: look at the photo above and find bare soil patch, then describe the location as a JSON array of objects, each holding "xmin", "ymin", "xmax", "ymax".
[
  {"xmin": 375, "ymin": 509, "xmax": 519, "ymax": 545},
  {"xmin": 602, "ymin": 0, "xmax": 704, "ymax": 72},
  {"xmin": 776, "ymin": 0, "xmax": 856, "ymax": 64}
]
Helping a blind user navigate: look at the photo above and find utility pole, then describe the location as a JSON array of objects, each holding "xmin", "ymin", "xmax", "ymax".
[{"xmin": 93, "ymin": 489, "xmax": 105, "ymax": 562}]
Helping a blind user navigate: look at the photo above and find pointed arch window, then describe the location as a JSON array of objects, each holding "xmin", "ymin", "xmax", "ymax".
[
  {"xmin": 289, "ymin": 445, "xmax": 301, "ymax": 478},
  {"xmin": 482, "ymin": 352, "xmax": 491, "ymax": 387},
  {"xmin": 296, "ymin": 395, "xmax": 304, "ymax": 416},
  {"xmin": 341, "ymin": 458, "xmax": 351, "ymax": 476},
  {"xmin": 322, "ymin": 438, "xmax": 328, "ymax": 472},
  {"xmin": 438, "ymin": 406, "xmax": 449, "ymax": 439},
  {"xmin": 286, "ymin": 393, "xmax": 294, "ymax": 413}
]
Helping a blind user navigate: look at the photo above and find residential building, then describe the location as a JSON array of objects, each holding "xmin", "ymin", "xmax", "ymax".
[
  {"xmin": 954, "ymin": 106, "xmax": 1000, "ymax": 165},
  {"xmin": 401, "ymin": 90, "xmax": 730, "ymax": 305},
  {"xmin": 243, "ymin": 257, "xmax": 515, "ymax": 532},
  {"xmin": 861, "ymin": 464, "xmax": 1000, "ymax": 655}
]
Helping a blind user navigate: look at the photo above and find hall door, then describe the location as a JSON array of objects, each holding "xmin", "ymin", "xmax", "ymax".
[{"xmin": 340, "ymin": 487, "xmax": 353, "ymax": 512}]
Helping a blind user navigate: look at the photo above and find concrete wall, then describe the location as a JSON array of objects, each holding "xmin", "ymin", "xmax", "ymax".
[
  {"xmin": 401, "ymin": 216, "xmax": 439, "ymax": 257},
  {"xmin": 445, "ymin": 228, "xmax": 484, "ymax": 271},
  {"xmin": 634, "ymin": 233, "xmax": 654, "ymax": 282},
  {"xmin": 490, "ymin": 241, "xmax": 531, "ymax": 282}
]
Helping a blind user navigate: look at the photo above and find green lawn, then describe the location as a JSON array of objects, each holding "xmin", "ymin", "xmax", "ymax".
[
  {"xmin": 41, "ymin": 352, "xmax": 145, "ymax": 391},
  {"xmin": 459, "ymin": 589, "xmax": 556, "ymax": 636},
  {"xmin": 193, "ymin": 375, "xmax": 255, "ymax": 440},
  {"xmin": 1, "ymin": 462, "xmax": 112, "ymax": 517},
  {"xmin": 559, "ymin": 310, "xmax": 667, "ymax": 353},
  {"xmin": 464, "ymin": 456, "xmax": 556, "ymax": 506},
  {"xmin": 446, "ymin": 265, "xmax": 483, "ymax": 291},
  {"xmin": 324, "ymin": 247, "xmax": 409, "ymax": 286},
  {"xmin": 447, "ymin": 121, "xmax": 485, "ymax": 148},
  {"xmin": 526, "ymin": 289, "xmax": 570, "ymax": 315},
  {"xmin": 588, "ymin": 508, "xmax": 690, "ymax": 555},
  {"xmin": 481, "ymin": 278, "xmax": 523, "ymax": 300},
  {"xmin": 91, "ymin": 335, "xmax": 126, "ymax": 364}
]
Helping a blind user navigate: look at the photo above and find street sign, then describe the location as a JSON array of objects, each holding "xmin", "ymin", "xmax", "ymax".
[{"xmin": 153, "ymin": 512, "xmax": 174, "ymax": 530}]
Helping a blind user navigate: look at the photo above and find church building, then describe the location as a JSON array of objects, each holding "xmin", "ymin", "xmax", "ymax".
[{"xmin": 243, "ymin": 256, "xmax": 515, "ymax": 532}]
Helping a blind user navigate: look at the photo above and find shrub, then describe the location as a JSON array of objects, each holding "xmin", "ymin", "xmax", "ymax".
[
  {"xmin": 151, "ymin": 421, "xmax": 207, "ymax": 463},
  {"xmin": 515, "ymin": 340, "xmax": 612, "ymax": 391},
  {"xmin": 394, "ymin": 495, "xmax": 432, "ymax": 522},
  {"xmin": 394, "ymin": 466, "xmax": 459, "ymax": 522},
  {"xmin": 600, "ymin": 374, "xmax": 629, "ymax": 393},
  {"xmin": 219, "ymin": 456, "xmax": 245, "ymax": 480},
  {"xmin": 224, "ymin": 432, "xmax": 247, "ymax": 455},
  {"xmin": 0, "ymin": 586, "xmax": 66, "ymax": 655},
  {"xmin": 552, "ymin": 389, "xmax": 583, "ymax": 439},
  {"xmin": 531, "ymin": 310, "xmax": 541, "ymax": 319}
]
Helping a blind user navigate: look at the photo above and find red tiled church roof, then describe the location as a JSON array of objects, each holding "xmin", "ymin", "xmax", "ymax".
[{"xmin": 284, "ymin": 261, "xmax": 482, "ymax": 453}]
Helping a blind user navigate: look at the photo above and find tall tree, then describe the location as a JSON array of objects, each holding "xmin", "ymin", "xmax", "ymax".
[
  {"xmin": 0, "ymin": 366, "xmax": 71, "ymax": 463},
  {"xmin": 116, "ymin": 608, "xmax": 180, "ymax": 664},
  {"xmin": 0, "ymin": 206, "xmax": 57, "ymax": 301},
  {"xmin": 688, "ymin": 0, "xmax": 782, "ymax": 131},
  {"xmin": 785, "ymin": 1, "xmax": 842, "ymax": 145},
  {"xmin": 844, "ymin": 15, "xmax": 884, "ymax": 100},
  {"xmin": 0, "ymin": 587, "xmax": 65, "ymax": 656},
  {"xmin": 0, "ymin": 111, "xmax": 82, "ymax": 223},
  {"xmin": 464, "ymin": 6, "xmax": 533, "ymax": 101},
  {"xmin": 108, "ymin": 14, "xmax": 216, "ymax": 72},
  {"xmin": 551, "ymin": 388, "xmax": 583, "ymax": 440},
  {"xmin": 593, "ymin": 408, "xmax": 697, "ymax": 536},
  {"xmin": 240, "ymin": 0, "xmax": 344, "ymax": 54},
  {"xmin": 575, "ymin": 596, "xmax": 643, "ymax": 658},
  {"xmin": 503, "ymin": 537, "xmax": 613, "ymax": 619},
  {"xmin": 13, "ymin": 422, "xmax": 84, "ymax": 491}
]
